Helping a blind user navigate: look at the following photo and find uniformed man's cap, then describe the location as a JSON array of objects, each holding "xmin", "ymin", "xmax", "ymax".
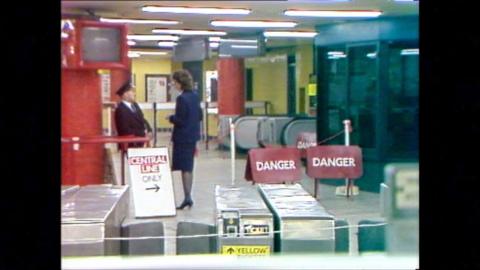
[{"xmin": 116, "ymin": 81, "xmax": 132, "ymax": 96}]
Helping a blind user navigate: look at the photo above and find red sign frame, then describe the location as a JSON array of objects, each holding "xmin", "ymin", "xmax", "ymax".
[
  {"xmin": 245, "ymin": 147, "xmax": 302, "ymax": 184},
  {"xmin": 306, "ymin": 145, "xmax": 363, "ymax": 179}
]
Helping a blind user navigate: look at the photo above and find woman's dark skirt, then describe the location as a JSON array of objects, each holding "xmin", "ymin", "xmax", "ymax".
[{"xmin": 171, "ymin": 142, "xmax": 196, "ymax": 172}]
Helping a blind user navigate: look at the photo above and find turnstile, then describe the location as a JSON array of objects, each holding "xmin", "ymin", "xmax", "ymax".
[
  {"xmin": 214, "ymin": 185, "xmax": 274, "ymax": 256},
  {"xmin": 61, "ymin": 184, "xmax": 129, "ymax": 256},
  {"xmin": 281, "ymin": 118, "xmax": 316, "ymax": 146},
  {"xmin": 257, "ymin": 116, "xmax": 294, "ymax": 146},
  {"xmin": 258, "ymin": 184, "xmax": 335, "ymax": 253}
]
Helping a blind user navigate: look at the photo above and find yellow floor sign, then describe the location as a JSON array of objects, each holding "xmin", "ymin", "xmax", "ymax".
[{"xmin": 221, "ymin": 245, "xmax": 270, "ymax": 255}]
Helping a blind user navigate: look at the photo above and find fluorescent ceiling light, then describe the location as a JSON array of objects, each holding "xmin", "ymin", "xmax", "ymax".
[
  {"xmin": 211, "ymin": 20, "xmax": 297, "ymax": 28},
  {"xmin": 401, "ymin": 48, "xmax": 419, "ymax": 55},
  {"xmin": 221, "ymin": 38, "xmax": 258, "ymax": 44},
  {"xmin": 152, "ymin": 29, "xmax": 226, "ymax": 36},
  {"xmin": 129, "ymin": 51, "xmax": 168, "ymax": 56},
  {"xmin": 127, "ymin": 40, "xmax": 136, "ymax": 46},
  {"xmin": 100, "ymin": 17, "xmax": 179, "ymax": 25},
  {"xmin": 263, "ymin": 31, "xmax": 317, "ymax": 38},
  {"xmin": 208, "ymin": 37, "xmax": 258, "ymax": 43},
  {"xmin": 284, "ymin": 10, "xmax": 382, "ymax": 17},
  {"xmin": 158, "ymin": 41, "xmax": 177, "ymax": 47},
  {"xmin": 366, "ymin": 52, "xmax": 377, "ymax": 59},
  {"xmin": 209, "ymin": 37, "xmax": 221, "ymax": 42},
  {"xmin": 327, "ymin": 51, "xmax": 347, "ymax": 59},
  {"xmin": 231, "ymin": 45, "xmax": 258, "ymax": 49},
  {"xmin": 127, "ymin": 35, "xmax": 179, "ymax": 41},
  {"xmin": 210, "ymin": 42, "xmax": 219, "ymax": 48},
  {"xmin": 327, "ymin": 51, "xmax": 346, "ymax": 56},
  {"xmin": 128, "ymin": 52, "xmax": 141, "ymax": 58},
  {"xmin": 328, "ymin": 55, "xmax": 347, "ymax": 59},
  {"xmin": 142, "ymin": 6, "xmax": 250, "ymax": 15}
]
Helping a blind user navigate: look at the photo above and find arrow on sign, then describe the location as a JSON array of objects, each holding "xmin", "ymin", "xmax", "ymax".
[
  {"xmin": 146, "ymin": 184, "xmax": 160, "ymax": 192},
  {"xmin": 227, "ymin": 247, "xmax": 235, "ymax": 254}
]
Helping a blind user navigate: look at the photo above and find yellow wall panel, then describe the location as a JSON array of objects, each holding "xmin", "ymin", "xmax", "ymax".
[{"xmin": 131, "ymin": 58, "xmax": 173, "ymax": 128}]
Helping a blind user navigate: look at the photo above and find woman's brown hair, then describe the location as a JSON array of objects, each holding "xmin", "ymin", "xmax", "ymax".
[{"xmin": 172, "ymin": 69, "xmax": 194, "ymax": 90}]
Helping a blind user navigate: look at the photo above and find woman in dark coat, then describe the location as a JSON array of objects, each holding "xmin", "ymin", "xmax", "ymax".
[{"xmin": 167, "ymin": 70, "xmax": 202, "ymax": 209}]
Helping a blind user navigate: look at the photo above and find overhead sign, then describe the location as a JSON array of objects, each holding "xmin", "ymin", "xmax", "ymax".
[
  {"xmin": 127, "ymin": 147, "xmax": 176, "ymax": 217},
  {"xmin": 221, "ymin": 245, "xmax": 270, "ymax": 256},
  {"xmin": 306, "ymin": 146, "xmax": 363, "ymax": 179},
  {"xmin": 245, "ymin": 147, "xmax": 302, "ymax": 183}
]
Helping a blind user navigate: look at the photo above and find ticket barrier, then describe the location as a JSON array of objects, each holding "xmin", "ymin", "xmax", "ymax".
[
  {"xmin": 61, "ymin": 184, "xmax": 129, "ymax": 256},
  {"xmin": 258, "ymin": 184, "xmax": 336, "ymax": 253},
  {"xmin": 215, "ymin": 185, "xmax": 274, "ymax": 256},
  {"xmin": 382, "ymin": 163, "xmax": 419, "ymax": 254}
]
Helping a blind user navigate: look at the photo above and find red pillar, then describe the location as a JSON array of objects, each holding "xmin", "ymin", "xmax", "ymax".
[
  {"xmin": 217, "ymin": 58, "xmax": 245, "ymax": 115},
  {"xmin": 61, "ymin": 69, "xmax": 104, "ymax": 185}
]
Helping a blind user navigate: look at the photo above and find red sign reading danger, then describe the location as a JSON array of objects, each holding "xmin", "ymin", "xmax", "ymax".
[
  {"xmin": 245, "ymin": 147, "xmax": 302, "ymax": 184},
  {"xmin": 306, "ymin": 146, "xmax": 363, "ymax": 179}
]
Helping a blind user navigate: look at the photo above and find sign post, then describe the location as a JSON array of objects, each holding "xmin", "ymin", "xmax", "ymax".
[
  {"xmin": 306, "ymin": 144, "xmax": 363, "ymax": 199},
  {"xmin": 127, "ymin": 147, "xmax": 176, "ymax": 217}
]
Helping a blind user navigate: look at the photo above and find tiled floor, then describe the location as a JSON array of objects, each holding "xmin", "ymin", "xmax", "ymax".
[{"xmin": 111, "ymin": 132, "xmax": 384, "ymax": 256}]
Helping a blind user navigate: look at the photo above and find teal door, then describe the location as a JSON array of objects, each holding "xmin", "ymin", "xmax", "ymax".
[{"xmin": 287, "ymin": 55, "xmax": 296, "ymax": 116}]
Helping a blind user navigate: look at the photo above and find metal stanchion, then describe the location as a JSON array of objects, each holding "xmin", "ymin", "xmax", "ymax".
[
  {"xmin": 205, "ymin": 101, "xmax": 209, "ymax": 151},
  {"xmin": 229, "ymin": 118, "xmax": 235, "ymax": 186},
  {"xmin": 153, "ymin": 102, "xmax": 157, "ymax": 147},
  {"xmin": 334, "ymin": 120, "xmax": 358, "ymax": 198}
]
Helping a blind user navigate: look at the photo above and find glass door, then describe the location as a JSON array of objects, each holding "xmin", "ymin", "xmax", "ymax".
[
  {"xmin": 324, "ymin": 46, "xmax": 348, "ymax": 145},
  {"xmin": 386, "ymin": 42, "xmax": 419, "ymax": 159},
  {"xmin": 346, "ymin": 43, "xmax": 378, "ymax": 157}
]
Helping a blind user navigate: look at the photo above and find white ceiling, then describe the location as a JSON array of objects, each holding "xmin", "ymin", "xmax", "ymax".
[{"xmin": 61, "ymin": 0, "xmax": 419, "ymax": 52}]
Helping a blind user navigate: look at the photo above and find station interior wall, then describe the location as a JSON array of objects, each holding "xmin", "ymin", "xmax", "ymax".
[{"xmin": 102, "ymin": 44, "xmax": 315, "ymax": 137}]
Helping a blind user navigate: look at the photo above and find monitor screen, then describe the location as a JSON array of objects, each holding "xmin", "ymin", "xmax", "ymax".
[
  {"xmin": 173, "ymin": 38, "xmax": 209, "ymax": 62},
  {"xmin": 81, "ymin": 27, "xmax": 121, "ymax": 62}
]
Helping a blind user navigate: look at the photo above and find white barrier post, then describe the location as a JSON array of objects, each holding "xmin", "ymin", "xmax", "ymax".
[
  {"xmin": 335, "ymin": 120, "xmax": 359, "ymax": 197},
  {"xmin": 230, "ymin": 118, "xmax": 236, "ymax": 186}
]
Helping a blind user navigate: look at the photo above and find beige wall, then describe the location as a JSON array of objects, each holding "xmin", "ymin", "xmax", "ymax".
[
  {"xmin": 295, "ymin": 44, "xmax": 314, "ymax": 114},
  {"xmin": 131, "ymin": 57, "xmax": 173, "ymax": 128}
]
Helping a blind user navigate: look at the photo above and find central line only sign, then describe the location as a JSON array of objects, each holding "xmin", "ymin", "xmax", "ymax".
[{"xmin": 127, "ymin": 147, "xmax": 176, "ymax": 217}]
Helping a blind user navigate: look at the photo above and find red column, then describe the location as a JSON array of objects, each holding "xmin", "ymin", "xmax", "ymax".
[
  {"xmin": 217, "ymin": 58, "xmax": 245, "ymax": 115},
  {"xmin": 61, "ymin": 69, "xmax": 104, "ymax": 185}
]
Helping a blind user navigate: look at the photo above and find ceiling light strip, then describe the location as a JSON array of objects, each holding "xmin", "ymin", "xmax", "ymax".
[
  {"xmin": 142, "ymin": 6, "xmax": 250, "ymax": 15},
  {"xmin": 284, "ymin": 10, "xmax": 382, "ymax": 17},
  {"xmin": 152, "ymin": 29, "xmax": 226, "ymax": 36},
  {"xmin": 129, "ymin": 51, "xmax": 168, "ymax": 55},
  {"xmin": 100, "ymin": 17, "xmax": 179, "ymax": 25},
  {"xmin": 211, "ymin": 20, "xmax": 297, "ymax": 28},
  {"xmin": 127, "ymin": 35, "xmax": 179, "ymax": 41},
  {"xmin": 231, "ymin": 45, "xmax": 258, "ymax": 49},
  {"xmin": 157, "ymin": 41, "xmax": 177, "ymax": 47},
  {"xmin": 263, "ymin": 31, "xmax": 317, "ymax": 38}
]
